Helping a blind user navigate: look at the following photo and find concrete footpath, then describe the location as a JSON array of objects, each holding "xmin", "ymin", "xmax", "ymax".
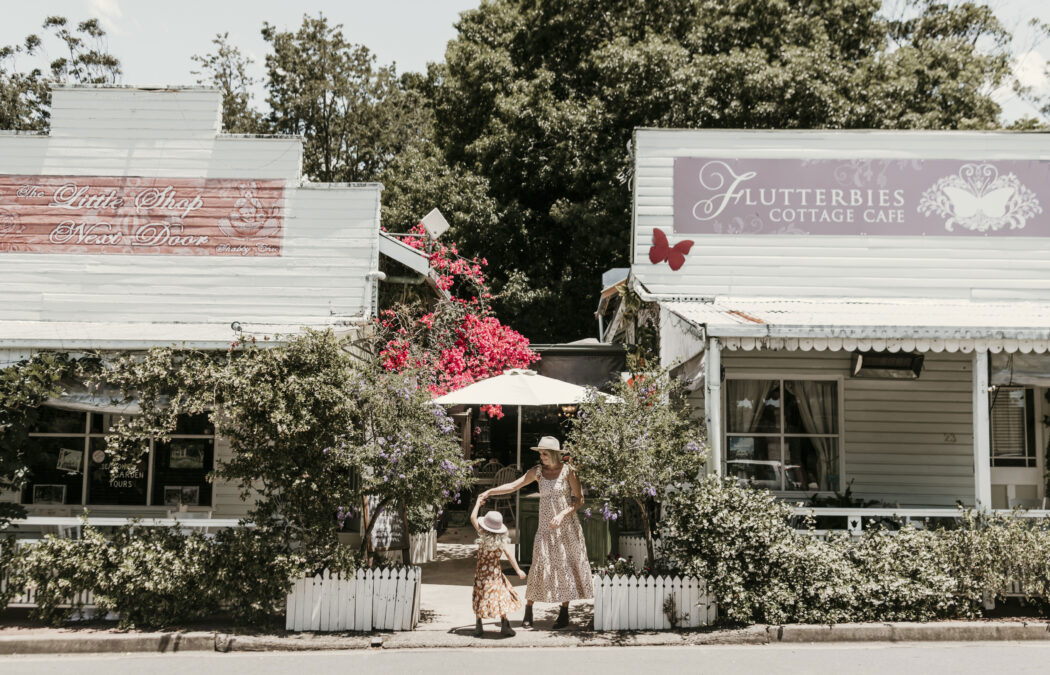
[
  {"xmin": 5, "ymin": 620, "xmax": 1050, "ymax": 655},
  {"xmin": 4, "ymin": 528, "xmax": 1050, "ymax": 654}
]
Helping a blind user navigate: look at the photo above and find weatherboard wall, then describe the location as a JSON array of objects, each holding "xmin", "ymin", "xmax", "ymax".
[
  {"xmin": 0, "ymin": 87, "xmax": 382, "ymax": 326},
  {"xmin": 633, "ymin": 128, "xmax": 1050, "ymax": 302},
  {"xmin": 720, "ymin": 349, "xmax": 976, "ymax": 507}
]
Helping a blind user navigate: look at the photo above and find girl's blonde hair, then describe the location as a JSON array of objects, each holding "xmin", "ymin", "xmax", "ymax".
[{"xmin": 476, "ymin": 529, "xmax": 509, "ymax": 553}]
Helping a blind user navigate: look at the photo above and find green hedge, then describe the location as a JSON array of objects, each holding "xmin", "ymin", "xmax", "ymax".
[
  {"xmin": 661, "ymin": 478, "xmax": 1050, "ymax": 625},
  {"xmin": 1, "ymin": 524, "xmax": 360, "ymax": 629}
]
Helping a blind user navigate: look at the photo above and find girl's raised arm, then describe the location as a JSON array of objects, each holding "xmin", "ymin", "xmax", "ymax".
[{"xmin": 470, "ymin": 494, "xmax": 484, "ymax": 533}]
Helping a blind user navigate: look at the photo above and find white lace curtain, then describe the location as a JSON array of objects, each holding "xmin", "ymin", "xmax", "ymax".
[
  {"xmin": 786, "ymin": 380, "xmax": 838, "ymax": 491},
  {"xmin": 727, "ymin": 380, "xmax": 775, "ymax": 434}
]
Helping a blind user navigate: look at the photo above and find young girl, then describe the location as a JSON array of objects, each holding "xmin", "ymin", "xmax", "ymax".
[{"xmin": 471, "ymin": 495, "xmax": 526, "ymax": 637}]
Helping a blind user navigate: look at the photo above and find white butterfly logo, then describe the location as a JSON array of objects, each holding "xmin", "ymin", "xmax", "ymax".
[
  {"xmin": 918, "ymin": 164, "xmax": 1041, "ymax": 233},
  {"xmin": 941, "ymin": 186, "xmax": 1014, "ymax": 220}
]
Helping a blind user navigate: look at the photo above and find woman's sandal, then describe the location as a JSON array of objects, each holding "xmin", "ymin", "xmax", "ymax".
[{"xmin": 521, "ymin": 605, "xmax": 533, "ymax": 628}]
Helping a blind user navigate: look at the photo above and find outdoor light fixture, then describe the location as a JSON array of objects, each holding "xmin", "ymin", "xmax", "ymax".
[{"xmin": 850, "ymin": 351, "xmax": 924, "ymax": 379}]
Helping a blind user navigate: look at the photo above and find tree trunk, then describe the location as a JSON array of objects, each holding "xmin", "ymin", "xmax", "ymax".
[
  {"xmin": 636, "ymin": 497, "xmax": 655, "ymax": 570},
  {"xmin": 360, "ymin": 495, "xmax": 393, "ymax": 562}
]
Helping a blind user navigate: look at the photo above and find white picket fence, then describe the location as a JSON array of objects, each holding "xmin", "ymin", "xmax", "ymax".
[
  {"xmin": 0, "ymin": 575, "xmax": 96, "ymax": 610},
  {"xmin": 285, "ymin": 567, "xmax": 421, "ymax": 632},
  {"xmin": 409, "ymin": 529, "xmax": 437, "ymax": 563},
  {"xmin": 592, "ymin": 574, "xmax": 715, "ymax": 631},
  {"xmin": 617, "ymin": 535, "xmax": 662, "ymax": 571}
]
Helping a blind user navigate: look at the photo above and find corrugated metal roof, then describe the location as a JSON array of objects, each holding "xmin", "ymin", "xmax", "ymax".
[
  {"xmin": 662, "ymin": 297, "xmax": 1050, "ymax": 341},
  {"xmin": 0, "ymin": 320, "xmax": 366, "ymax": 350}
]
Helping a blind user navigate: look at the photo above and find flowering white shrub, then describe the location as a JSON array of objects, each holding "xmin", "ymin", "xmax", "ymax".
[{"xmin": 662, "ymin": 477, "xmax": 1050, "ymax": 624}]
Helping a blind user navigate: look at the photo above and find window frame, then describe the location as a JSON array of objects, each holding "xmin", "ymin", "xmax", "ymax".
[
  {"xmin": 989, "ymin": 386, "xmax": 1037, "ymax": 469},
  {"xmin": 24, "ymin": 408, "xmax": 216, "ymax": 509},
  {"xmin": 722, "ymin": 373, "xmax": 846, "ymax": 495}
]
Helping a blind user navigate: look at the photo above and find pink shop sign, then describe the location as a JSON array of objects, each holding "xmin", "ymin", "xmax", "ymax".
[
  {"xmin": 672, "ymin": 158, "xmax": 1050, "ymax": 236},
  {"xmin": 0, "ymin": 175, "xmax": 285, "ymax": 255}
]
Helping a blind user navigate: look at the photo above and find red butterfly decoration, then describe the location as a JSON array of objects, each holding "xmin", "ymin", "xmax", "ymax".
[{"xmin": 648, "ymin": 228, "xmax": 694, "ymax": 271}]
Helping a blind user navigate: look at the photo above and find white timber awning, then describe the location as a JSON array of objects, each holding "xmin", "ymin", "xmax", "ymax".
[
  {"xmin": 379, "ymin": 231, "xmax": 431, "ymax": 275},
  {"xmin": 659, "ymin": 296, "xmax": 1050, "ymax": 359}
]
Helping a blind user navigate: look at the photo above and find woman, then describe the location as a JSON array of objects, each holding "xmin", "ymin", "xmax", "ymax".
[{"xmin": 479, "ymin": 435, "xmax": 593, "ymax": 629}]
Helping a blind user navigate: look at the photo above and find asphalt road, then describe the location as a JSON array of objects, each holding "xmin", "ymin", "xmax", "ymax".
[{"xmin": 3, "ymin": 643, "xmax": 1050, "ymax": 675}]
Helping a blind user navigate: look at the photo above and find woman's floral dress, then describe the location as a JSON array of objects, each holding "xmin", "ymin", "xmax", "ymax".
[
  {"xmin": 525, "ymin": 464, "xmax": 594, "ymax": 603},
  {"xmin": 472, "ymin": 535, "xmax": 522, "ymax": 618}
]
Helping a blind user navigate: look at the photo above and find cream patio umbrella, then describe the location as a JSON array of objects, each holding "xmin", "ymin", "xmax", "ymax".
[{"xmin": 434, "ymin": 368, "xmax": 614, "ymax": 555}]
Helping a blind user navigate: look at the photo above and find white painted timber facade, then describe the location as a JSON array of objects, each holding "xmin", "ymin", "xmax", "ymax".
[
  {"xmin": 0, "ymin": 86, "xmax": 418, "ymax": 523},
  {"xmin": 624, "ymin": 128, "xmax": 1050, "ymax": 515},
  {"xmin": 0, "ymin": 86, "xmax": 383, "ymax": 331}
]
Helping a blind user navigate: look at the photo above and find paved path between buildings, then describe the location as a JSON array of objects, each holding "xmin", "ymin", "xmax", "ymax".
[{"xmin": 4, "ymin": 529, "xmax": 1050, "ymax": 654}]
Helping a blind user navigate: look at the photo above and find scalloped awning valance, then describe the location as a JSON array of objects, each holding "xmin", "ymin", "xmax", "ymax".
[{"xmin": 659, "ymin": 297, "xmax": 1050, "ymax": 356}]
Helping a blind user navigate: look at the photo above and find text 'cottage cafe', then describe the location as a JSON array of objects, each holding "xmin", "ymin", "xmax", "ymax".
[
  {"xmin": 602, "ymin": 128, "xmax": 1050, "ymax": 531},
  {"xmin": 0, "ymin": 85, "xmax": 429, "ymax": 535}
]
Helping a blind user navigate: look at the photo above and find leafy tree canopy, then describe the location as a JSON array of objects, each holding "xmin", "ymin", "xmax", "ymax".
[
  {"xmin": 191, "ymin": 32, "xmax": 264, "ymax": 134},
  {"xmin": 260, "ymin": 13, "xmax": 431, "ymax": 183},
  {"xmin": 429, "ymin": 0, "xmax": 1016, "ymax": 342},
  {"xmin": 0, "ymin": 16, "xmax": 120, "ymax": 131}
]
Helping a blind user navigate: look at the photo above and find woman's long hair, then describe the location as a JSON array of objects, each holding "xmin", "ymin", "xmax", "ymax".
[{"xmin": 539, "ymin": 449, "xmax": 564, "ymax": 469}]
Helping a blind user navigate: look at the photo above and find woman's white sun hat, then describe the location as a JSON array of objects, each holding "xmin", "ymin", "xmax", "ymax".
[
  {"xmin": 530, "ymin": 436, "xmax": 561, "ymax": 453},
  {"xmin": 480, "ymin": 510, "xmax": 508, "ymax": 534}
]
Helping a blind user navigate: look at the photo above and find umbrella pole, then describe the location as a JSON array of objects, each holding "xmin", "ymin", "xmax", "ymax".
[{"xmin": 515, "ymin": 404, "xmax": 522, "ymax": 560}]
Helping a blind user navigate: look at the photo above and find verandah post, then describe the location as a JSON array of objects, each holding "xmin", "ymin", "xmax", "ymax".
[
  {"xmin": 704, "ymin": 337, "xmax": 723, "ymax": 476},
  {"xmin": 972, "ymin": 349, "xmax": 992, "ymax": 509}
]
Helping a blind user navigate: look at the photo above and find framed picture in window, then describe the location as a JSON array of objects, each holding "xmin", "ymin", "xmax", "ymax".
[
  {"xmin": 163, "ymin": 485, "xmax": 183, "ymax": 507},
  {"xmin": 56, "ymin": 448, "xmax": 83, "ymax": 473},
  {"xmin": 181, "ymin": 486, "xmax": 200, "ymax": 506},
  {"xmin": 33, "ymin": 484, "xmax": 66, "ymax": 504},
  {"xmin": 168, "ymin": 443, "xmax": 205, "ymax": 470}
]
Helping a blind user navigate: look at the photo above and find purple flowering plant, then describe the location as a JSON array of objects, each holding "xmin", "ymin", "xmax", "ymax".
[{"xmin": 567, "ymin": 371, "xmax": 707, "ymax": 569}]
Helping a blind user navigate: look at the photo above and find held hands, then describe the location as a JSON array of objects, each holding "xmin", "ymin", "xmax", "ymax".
[{"xmin": 516, "ymin": 568, "xmax": 527, "ymax": 580}]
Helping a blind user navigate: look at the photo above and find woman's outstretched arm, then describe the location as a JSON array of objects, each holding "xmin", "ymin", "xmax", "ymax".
[{"xmin": 480, "ymin": 468, "xmax": 537, "ymax": 500}]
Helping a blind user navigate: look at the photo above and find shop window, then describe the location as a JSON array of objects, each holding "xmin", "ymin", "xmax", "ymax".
[
  {"xmin": 990, "ymin": 387, "xmax": 1036, "ymax": 468},
  {"xmin": 23, "ymin": 408, "xmax": 215, "ymax": 508},
  {"xmin": 725, "ymin": 379, "xmax": 840, "ymax": 492}
]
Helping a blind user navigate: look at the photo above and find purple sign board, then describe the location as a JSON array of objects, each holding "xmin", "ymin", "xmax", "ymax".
[{"xmin": 672, "ymin": 158, "xmax": 1049, "ymax": 236}]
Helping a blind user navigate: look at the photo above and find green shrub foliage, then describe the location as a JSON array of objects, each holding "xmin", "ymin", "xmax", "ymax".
[
  {"xmin": 100, "ymin": 329, "xmax": 472, "ymax": 553},
  {"xmin": 3, "ymin": 523, "xmax": 355, "ymax": 628},
  {"xmin": 662, "ymin": 478, "xmax": 1050, "ymax": 625}
]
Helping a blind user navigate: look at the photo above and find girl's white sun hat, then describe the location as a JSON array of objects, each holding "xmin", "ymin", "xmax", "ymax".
[{"xmin": 479, "ymin": 510, "xmax": 508, "ymax": 534}]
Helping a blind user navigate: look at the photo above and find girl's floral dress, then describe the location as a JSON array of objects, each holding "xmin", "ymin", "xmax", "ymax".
[{"xmin": 472, "ymin": 533, "xmax": 522, "ymax": 618}]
